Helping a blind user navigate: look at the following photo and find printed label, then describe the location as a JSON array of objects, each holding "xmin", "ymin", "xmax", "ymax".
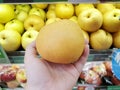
[{"xmin": 112, "ymin": 49, "xmax": 120, "ymax": 80}]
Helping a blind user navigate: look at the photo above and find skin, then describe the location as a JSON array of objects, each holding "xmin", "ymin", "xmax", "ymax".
[{"xmin": 24, "ymin": 41, "xmax": 89, "ymax": 90}]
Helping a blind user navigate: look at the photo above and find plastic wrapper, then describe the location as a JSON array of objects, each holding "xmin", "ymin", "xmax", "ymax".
[
  {"xmin": 0, "ymin": 64, "xmax": 26, "ymax": 89},
  {"xmin": 79, "ymin": 60, "xmax": 120, "ymax": 86}
]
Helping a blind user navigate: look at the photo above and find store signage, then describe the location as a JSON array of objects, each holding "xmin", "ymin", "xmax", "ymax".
[
  {"xmin": 112, "ymin": 48, "xmax": 120, "ymax": 80},
  {"xmin": 0, "ymin": 45, "xmax": 11, "ymax": 64}
]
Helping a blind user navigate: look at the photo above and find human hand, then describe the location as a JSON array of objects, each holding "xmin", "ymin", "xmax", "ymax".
[{"xmin": 24, "ymin": 41, "xmax": 89, "ymax": 90}]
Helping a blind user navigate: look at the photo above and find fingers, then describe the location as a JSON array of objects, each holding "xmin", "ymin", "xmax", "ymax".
[
  {"xmin": 74, "ymin": 43, "xmax": 89, "ymax": 73},
  {"xmin": 24, "ymin": 41, "xmax": 38, "ymax": 63}
]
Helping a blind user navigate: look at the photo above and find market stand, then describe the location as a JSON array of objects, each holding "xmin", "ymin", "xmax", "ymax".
[{"xmin": 0, "ymin": 0, "xmax": 120, "ymax": 90}]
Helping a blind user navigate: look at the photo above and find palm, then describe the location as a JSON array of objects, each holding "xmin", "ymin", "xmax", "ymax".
[
  {"xmin": 26, "ymin": 57, "xmax": 79, "ymax": 90},
  {"xmin": 24, "ymin": 41, "xmax": 89, "ymax": 90}
]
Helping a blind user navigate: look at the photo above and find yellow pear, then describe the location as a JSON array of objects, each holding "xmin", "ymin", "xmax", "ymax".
[
  {"xmin": 90, "ymin": 29, "xmax": 113, "ymax": 50},
  {"xmin": 96, "ymin": 3, "xmax": 116, "ymax": 14},
  {"xmin": 78, "ymin": 8, "xmax": 103, "ymax": 32},
  {"xmin": 75, "ymin": 3, "xmax": 94, "ymax": 16},
  {"xmin": 102, "ymin": 9, "xmax": 120, "ymax": 33},
  {"xmin": 81, "ymin": 30, "xmax": 89, "ymax": 43},
  {"xmin": 0, "ymin": 23, "xmax": 4, "ymax": 31},
  {"xmin": 112, "ymin": 30, "xmax": 120, "ymax": 48}
]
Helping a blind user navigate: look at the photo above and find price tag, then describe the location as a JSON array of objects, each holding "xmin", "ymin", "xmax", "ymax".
[
  {"xmin": 0, "ymin": 45, "xmax": 11, "ymax": 64},
  {"xmin": 111, "ymin": 48, "xmax": 120, "ymax": 80}
]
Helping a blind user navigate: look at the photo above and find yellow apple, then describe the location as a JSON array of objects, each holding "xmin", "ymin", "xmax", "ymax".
[
  {"xmin": 0, "ymin": 23, "xmax": 4, "ymax": 31},
  {"xmin": 45, "ymin": 17, "xmax": 61, "ymax": 25},
  {"xmin": 5, "ymin": 19, "xmax": 24, "ymax": 35},
  {"xmin": 81, "ymin": 30, "xmax": 89, "ymax": 43},
  {"xmin": 29, "ymin": 7, "xmax": 46, "ymax": 21},
  {"xmin": 112, "ymin": 30, "xmax": 120, "ymax": 48},
  {"xmin": 0, "ymin": 4, "xmax": 15, "ymax": 23},
  {"xmin": 90, "ymin": 29, "xmax": 113, "ymax": 50},
  {"xmin": 114, "ymin": 3, "xmax": 120, "ymax": 9},
  {"xmin": 55, "ymin": 3, "xmax": 74, "ymax": 19},
  {"xmin": 31, "ymin": 3, "xmax": 48, "ymax": 9},
  {"xmin": 75, "ymin": 3, "xmax": 94, "ymax": 16},
  {"xmin": 21, "ymin": 30, "xmax": 39, "ymax": 50},
  {"xmin": 16, "ymin": 4, "xmax": 31, "ymax": 13},
  {"xmin": 9, "ymin": 4, "xmax": 15, "ymax": 10},
  {"xmin": 16, "ymin": 69, "xmax": 27, "ymax": 88},
  {"xmin": 78, "ymin": 8, "xmax": 103, "ymax": 32},
  {"xmin": 102, "ymin": 9, "xmax": 120, "ymax": 33},
  {"xmin": 6, "ymin": 80, "xmax": 20, "ymax": 89},
  {"xmin": 24, "ymin": 14, "xmax": 45, "ymax": 31},
  {"xmin": 46, "ymin": 10, "xmax": 56, "ymax": 19},
  {"xmin": 48, "ymin": 4, "xmax": 56, "ymax": 10},
  {"xmin": 15, "ymin": 10, "xmax": 28, "ymax": 22},
  {"xmin": 96, "ymin": 3, "xmax": 116, "ymax": 14},
  {"xmin": 0, "ymin": 30, "xmax": 21, "ymax": 51},
  {"xmin": 69, "ymin": 16, "xmax": 78, "ymax": 24}
]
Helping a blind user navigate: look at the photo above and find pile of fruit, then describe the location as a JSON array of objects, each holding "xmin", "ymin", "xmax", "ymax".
[
  {"xmin": 0, "ymin": 3, "xmax": 120, "ymax": 52},
  {"xmin": 0, "ymin": 64, "xmax": 26, "ymax": 88},
  {"xmin": 0, "ymin": 61, "xmax": 120, "ymax": 89},
  {"xmin": 79, "ymin": 61, "xmax": 120, "ymax": 86}
]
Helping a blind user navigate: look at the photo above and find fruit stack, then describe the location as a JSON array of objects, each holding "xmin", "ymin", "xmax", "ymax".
[
  {"xmin": 79, "ymin": 61, "xmax": 120, "ymax": 86},
  {"xmin": 0, "ymin": 64, "xmax": 27, "ymax": 89},
  {"xmin": 0, "ymin": 3, "xmax": 120, "ymax": 52}
]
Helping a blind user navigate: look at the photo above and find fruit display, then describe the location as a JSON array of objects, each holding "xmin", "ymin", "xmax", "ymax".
[
  {"xmin": 0, "ymin": 2, "xmax": 120, "ymax": 90},
  {"xmin": 0, "ymin": 64, "xmax": 26, "ymax": 89},
  {"xmin": 0, "ymin": 60, "xmax": 119, "ymax": 89},
  {"xmin": 0, "ymin": 3, "xmax": 120, "ymax": 52},
  {"xmin": 79, "ymin": 61, "xmax": 120, "ymax": 86}
]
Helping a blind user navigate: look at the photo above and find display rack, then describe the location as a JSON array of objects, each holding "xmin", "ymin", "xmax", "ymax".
[{"xmin": 0, "ymin": 0, "xmax": 120, "ymax": 90}]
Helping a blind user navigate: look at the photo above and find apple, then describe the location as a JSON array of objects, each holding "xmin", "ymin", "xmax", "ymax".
[
  {"xmin": 75, "ymin": 3, "xmax": 94, "ymax": 16},
  {"xmin": 96, "ymin": 3, "xmax": 116, "ymax": 14},
  {"xmin": 29, "ymin": 7, "xmax": 46, "ymax": 21},
  {"xmin": 48, "ymin": 4, "xmax": 56, "ymax": 10},
  {"xmin": 9, "ymin": 4, "xmax": 15, "ymax": 10},
  {"xmin": 69, "ymin": 16, "xmax": 78, "ymax": 24},
  {"xmin": 85, "ymin": 70, "xmax": 102, "ymax": 85},
  {"xmin": 114, "ymin": 3, "xmax": 120, "ymax": 9},
  {"xmin": 15, "ymin": 10, "xmax": 28, "ymax": 22},
  {"xmin": 0, "ymin": 23, "xmax": 4, "ymax": 31},
  {"xmin": 45, "ymin": 17, "xmax": 61, "ymax": 25},
  {"xmin": 16, "ymin": 4, "xmax": 31, "ymax": 13},
  {"xmin": 55, "ymin": 3, "xmax": 74, "ymax": 19},
  {"xmin": 16, "ymin": 69, "xmax": 27, "ymax": 88},
  {"xmin": 16, "ymin": 69, "xmax": 27, "ymax": 84},
  {"xmin": 104, "ymin": 61, "xmax": 113, "ymax": 77},
  {"xmin": 0, "ymin": 4, "xmax": 15, "ymax": 23},
  {"xmin": 78, "ymin": 8, "xmax": 103, "ymax": 32},
  {"xmin": 1, "ymin": 67, "xmax": 17, "ymax": 82},
  {"xmin": 102, "ymin": 9, "xmax": 120, "ymax": 33},
  {"xmin": 6, "ymin": 80, "xmax": 20, "ymax": 89},
  {"xmin": 90, "ymin": 29, "xmax": 113, "ymax": 50},
  {"xmin": 24, "ymin": 14, "xmax": 45, "ymax": 31},
  {"xmin": 81, "ymin": 30, "xmax": 89, "ymax": 43},
  {"xmin": 46, "ymin": 10, "xmax": 56, "ymax": 19},
  {"xmin": 31, "ymin": 3, "xmax": 48, "ymax": 9},
  {"xmin": 91, "ymin": 63, "xmax": 107, "ymax": 77},
  {"xmin": 21, "ymin": 30, "xmax": 39, "ymax": 50},
  {"xmin": 0, "ymin": 30, "xmax": 21, "ymax": 52},
  {"xmin": 112, "ymin": 30, "xmax": 120, "ymax": 48},
  {"xmin": 5, "ymin": 19, "xmax": 24, "ymax": 35}
]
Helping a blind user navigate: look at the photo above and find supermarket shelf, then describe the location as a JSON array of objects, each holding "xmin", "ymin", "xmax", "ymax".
[
  {"xmin": 6, "ymin": 49, "xmax": 113, "ymax": 64},
  {"xmin": 1, "ymin": 0, "xmax": 120, "ymax": 3}
]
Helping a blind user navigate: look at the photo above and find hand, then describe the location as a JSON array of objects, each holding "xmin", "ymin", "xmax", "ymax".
[{"xmin": 24, "ymin": 41, "xmax": 89, "ymax": 90}]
